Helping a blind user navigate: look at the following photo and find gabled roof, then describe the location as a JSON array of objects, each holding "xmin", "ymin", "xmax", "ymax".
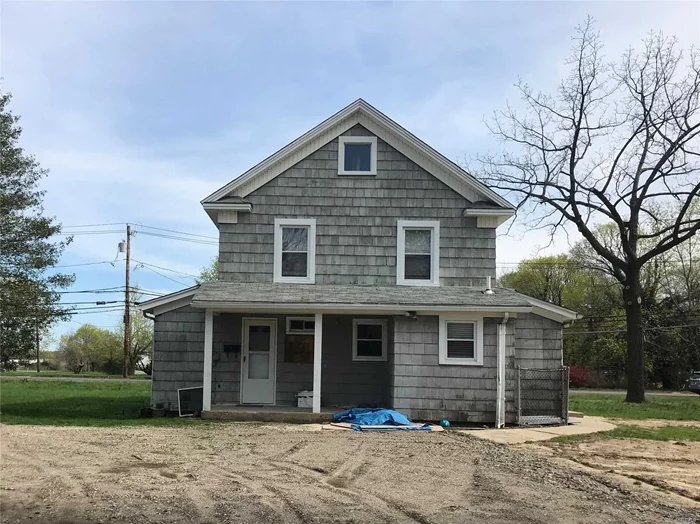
[{"xmin": 201, "ymin": 99, "xmax": 515, "ymax": 212}]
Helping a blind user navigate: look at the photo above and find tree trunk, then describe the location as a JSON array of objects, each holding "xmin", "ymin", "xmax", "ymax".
[{"xmin": 624, "ymin": 268, "xmax": 646, "ymax": 403}]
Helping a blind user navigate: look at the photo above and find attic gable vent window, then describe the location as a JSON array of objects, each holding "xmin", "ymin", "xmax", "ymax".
[{"xmin": 338, "ymin": 136, "xmax": 377, "ymax": 175}]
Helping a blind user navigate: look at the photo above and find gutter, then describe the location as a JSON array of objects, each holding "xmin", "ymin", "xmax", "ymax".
[{"xmin": 495, "ymin": 312, "xmax": 509, "ymax": 428}]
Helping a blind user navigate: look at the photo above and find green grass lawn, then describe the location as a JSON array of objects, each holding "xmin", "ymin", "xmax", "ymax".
[
  {"xmin": 569, "ymin": 394, "xmax": 700, "ymax": 421},
  {"xmin": 0, "ymin": 370, "xmax": 151, "ymax": 380},
  {"xmin": 0, "ymin": 380, "xmax": 203, "ymax": 427},
  {"xmin": 553, "ymin": 424, "xmax": 700, "ymax": 444}
]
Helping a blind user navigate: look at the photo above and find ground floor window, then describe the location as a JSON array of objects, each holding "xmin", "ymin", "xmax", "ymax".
[
  {"xmin": 438, "ymin": 315, "xmax": 483, "ymax": 365},
  {"xmin": 352, "ymin": 319, "xmax": 387, "ymax": 361}
]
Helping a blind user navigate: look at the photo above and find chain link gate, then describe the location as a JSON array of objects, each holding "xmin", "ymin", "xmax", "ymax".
[{"xmin": 516, "ymin": 366, "xmax": 569, "ymax": 426}]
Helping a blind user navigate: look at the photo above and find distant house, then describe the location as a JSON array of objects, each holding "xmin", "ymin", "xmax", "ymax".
[{"xmin": 140, "ymin": 99, "xmax": 578, "ymax": 425}]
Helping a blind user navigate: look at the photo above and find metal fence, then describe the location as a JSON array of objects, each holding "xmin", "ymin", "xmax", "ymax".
[{"xmin": 516, "ymin": 366, "xmax": 569, "ymax": 426}]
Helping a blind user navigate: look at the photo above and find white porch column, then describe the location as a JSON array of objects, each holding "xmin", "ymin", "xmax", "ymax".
[
  {"xmin": 203, "ymin": 309, "xmax": 213, "ymax": 412},
  {"xmin": 495, "ymin": 313, "xmax": 509, "ymax": 428},
  {"xmin": 312, "ymin": 312, "xmax": 323, "ymax": 413}
]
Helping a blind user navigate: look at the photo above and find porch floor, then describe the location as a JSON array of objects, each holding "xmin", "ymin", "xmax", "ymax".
[{"xmin": 203, "ymin": 404, "xmax": 336, "ymax": 423}]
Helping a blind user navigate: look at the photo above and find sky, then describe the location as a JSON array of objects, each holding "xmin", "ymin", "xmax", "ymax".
[{"xmin": 2, "ymin": 1, "xmax": 698, "ymax": 346}]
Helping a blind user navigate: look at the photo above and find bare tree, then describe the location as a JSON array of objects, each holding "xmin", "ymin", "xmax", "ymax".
[{"xmin": 476, "ymin": 17, "xmax": 700, "ymax": 402}]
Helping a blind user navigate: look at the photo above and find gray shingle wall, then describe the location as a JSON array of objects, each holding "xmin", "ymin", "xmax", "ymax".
[
  {"xmin": 321, "ymin": 315, "xmax": 392, "ymax": 407},
  {"xmin": 218, "ymin": 125, "xmax": 496, "ymax": 286},
  {"xmin": 151, "ymin": 306, "xmax": 205, "ymax": 409},
  {"xmin": 514, "ymin": 314, "xmax": 563, "ymax": 369},
  {"xmin": 153, "ymin": 310, "xmax": 392, "ymax": 408},
  {"xmin": 391, "ymin": 315, "xmax": 517, "ymax": 424}
]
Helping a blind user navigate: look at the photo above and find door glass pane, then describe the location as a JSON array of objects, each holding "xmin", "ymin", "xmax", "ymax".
[
  {"xmin": 248, "ymin": 325, "xmax": 271, "ymax": 352},
  {"xmin": 282, "ymin": 252, "xmax": 308, "ymax": 277},
  {"xmin": 344, "ymin": 143, "xmax": 371, "ymax": 171},
  {"xmin": 405, "ymin": 229, "xmax": 431, "ymax": 254},
  {"xmin": 248, "ymin": 353, "xmax": 270, "ymax": 379},
  {"xmin": 282, "ymin": 227, "xmax": 308, "ymax": 251},
  {"xmin": 405, "ymin": 254, "xmax": 431, "ymax": 280}
]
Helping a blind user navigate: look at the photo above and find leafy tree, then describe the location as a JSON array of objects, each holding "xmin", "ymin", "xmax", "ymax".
[
  {"xmin": 0, "ymin": 92, "xmax": 74, "ymax": 370},
  {"xmin": 196, "ymin": 256, "xmax": 218, "ymax": 283},
  {"xmin": 498, "ymin": 255, "xmax": 579, "ymax": 306},
  {"xmin": 477, "ymin": 19, "xmax": 700, "ymax": 402},
  {"xmin": 57, "ymin": 324, "xmax": 120, "ymax": 373}
]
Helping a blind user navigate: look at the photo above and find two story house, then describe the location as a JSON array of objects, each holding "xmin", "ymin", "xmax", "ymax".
[{"xmin": 140, "ymin": 99, "xmax": 578, "ymax": 426}]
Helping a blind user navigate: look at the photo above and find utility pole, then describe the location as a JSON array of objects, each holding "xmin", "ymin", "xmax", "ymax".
[{"xmin": 123, "ymin": 224, "xmax": 132, "ymax": 378}]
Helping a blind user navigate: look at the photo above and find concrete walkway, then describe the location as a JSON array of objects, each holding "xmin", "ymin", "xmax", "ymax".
[{"xmin": 457, "ymin": 416, "xmax": 615, "ymax": 444}]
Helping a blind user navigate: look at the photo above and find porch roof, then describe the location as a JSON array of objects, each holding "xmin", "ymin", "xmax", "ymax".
[
  {"xmin": 192, "ymin": 281, "xmax": 527, "ymax": 307},
  {"xmin": 139, "ymin": 282, "xmax": 580, "ymax": 321}
]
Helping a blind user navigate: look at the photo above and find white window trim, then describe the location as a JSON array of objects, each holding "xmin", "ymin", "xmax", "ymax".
[
  {"xmin": 338, "ymin": 136, "xmax": 378, "ymax": 176},
  {"xmin": 286, "ymin": 316, "xmax": 315, "ymax": 335},
  {"xmin": 273, "ymin": 218, "xmax": 316, "ymax": 284},
  {"xmin": 396, "ymin": 220, "xmax": 440, "ymax": 286},
  {"xmin": 438, "ymin": 314, "xmax": 484, "ymax": 366},
  {"xmin": 352, "ymin": 319, "xmax": 388, "ymax": 362}
]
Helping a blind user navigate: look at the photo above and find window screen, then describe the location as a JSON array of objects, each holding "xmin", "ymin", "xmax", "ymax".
[
  {"xmin": 344, "ymin": 143, "xmax": 372, "ymax": 172},
  {"xmin": 281, "ymin": 227, "xmax": 308, "ymax": 277},
  {"xmin": 446, "ymin": 322, "xmax": 475, "ymax": 359},
  {"xmin": 404, "ymin": 229, "xmax": 432, "ymax": 280}
]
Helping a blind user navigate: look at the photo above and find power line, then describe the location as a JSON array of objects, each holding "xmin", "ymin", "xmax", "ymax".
[
  {"xmin": 136, "ymin": 264, "xmax": 189, "ymax": 286},
  {"xmin": 62, "ymin": 223, "xmax": 126, "ymax": 228},
  {"xmin": 131, "ymin": 259, "xmax": 199, "ymax": 279},
  {"xmin": 51, "ymin": 260, "xmax": 122, "ymax": 269},
  {"xmin": 131, "ymin": 224, "xmax": 217, "ymax": 240},
  {"xmin": 565, "ymin": 323, "xmax": 700, "ymax": 335},
  {"xmin": 134, "ymin": 231, "xmax": 218, "ymax": 246}
]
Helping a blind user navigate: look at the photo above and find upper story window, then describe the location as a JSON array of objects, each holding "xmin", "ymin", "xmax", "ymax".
[
  {"xmin": 273, "ymin": 218, "xmax": 316, "ymax": 284},
  {"xmin": 438, "ymin": 315, "xmax": 484, "ymax": 366},
  {"xmin": 338, "ymin": 136, "xmax": 377, "ymax": 175},
  {"xmin": 396, "ymin": 220, "xmax": 440, "ymax": 286}
]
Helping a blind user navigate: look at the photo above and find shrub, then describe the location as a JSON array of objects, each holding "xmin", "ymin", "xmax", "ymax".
[{"xmin": 569, "ymin": 365, "xmax": 590, "ymax": 387}]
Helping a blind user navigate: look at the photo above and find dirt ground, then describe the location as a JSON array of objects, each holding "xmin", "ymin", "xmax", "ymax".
[
  {"xmin": 1, "ymin": 423, "xmax": 698, "ymax": 524},
  {"xmin": 522, "ymin": 418, "xmax": 700, "ymax": 504}
]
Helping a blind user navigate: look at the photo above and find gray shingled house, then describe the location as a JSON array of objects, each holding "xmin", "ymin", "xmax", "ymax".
[{"xmin": 140, "ymin": 99, "xmax": 578, "ymax": 426}]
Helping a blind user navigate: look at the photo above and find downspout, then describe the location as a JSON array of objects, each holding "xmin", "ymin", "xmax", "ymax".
[{"xmin": 496, "ymin": 312, "xmax": 509, "ymax": 428}]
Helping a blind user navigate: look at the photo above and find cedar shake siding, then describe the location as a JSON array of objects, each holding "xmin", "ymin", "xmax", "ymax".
[
  {"xmin": 151, "ymin": 309, "xmax": 393, "ymax": 409},
  {"xmin": 218, "ymin": 125, "xmax": 496, "ymax": 287},
  {"xmin": 392, "ymin": 315, "xmax": 517, "ymax": 424}
]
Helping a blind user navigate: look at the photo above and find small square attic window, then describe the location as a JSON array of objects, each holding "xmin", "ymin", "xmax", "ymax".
[{"xmin": 338, "ymin": 136, "xmax": 377, "ymax": 175}]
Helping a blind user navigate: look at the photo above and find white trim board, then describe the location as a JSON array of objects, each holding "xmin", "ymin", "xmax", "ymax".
[{"xmin": 201, "ymin": 99, "xmax": 515, "ymax": 212}]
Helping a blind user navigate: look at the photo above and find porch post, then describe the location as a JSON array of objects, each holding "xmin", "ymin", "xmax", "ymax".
[
  {"xmin": 313, "ymin": 312, "xmax": 323, "ymax": 413},
  {"xmin": 203, "ymin": 309, "xmax": 213, "ymax": 412}
]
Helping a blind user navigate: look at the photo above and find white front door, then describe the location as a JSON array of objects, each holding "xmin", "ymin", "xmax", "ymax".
[{"xmin": 240, "ymin": 318, "xmax": 277, "ymax": 404}]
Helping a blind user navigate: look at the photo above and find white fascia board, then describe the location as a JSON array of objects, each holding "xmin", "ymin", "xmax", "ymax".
[
  {"xmin": 463, "ymin": 208, "xmax": 515, "ymax": 217},
  {"xmin": 190, "ymin": 301, "xmax": 532, "ymax": 315},
  {"xmin": 201, "ymin": 101, "xmax": 365, "ymax": 204},
  {"xmin": 528, "ymin": 299, "xmax": 581, "ymax": 322},
  {"xmin": 200, "ymin": 99, "xmax": 515, "ymax": 211},
  {"xmin": 138, "ymin": 286, "xmax": 199, "ymax": 315},
  {"xmin": 201, "ymin": 203, "xmax": 252, "ymax": 211}
]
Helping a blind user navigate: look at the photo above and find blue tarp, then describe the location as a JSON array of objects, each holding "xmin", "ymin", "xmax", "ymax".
[{"xmin": 332, "ymin": 408, "xmax": 431, "ymax": 431}]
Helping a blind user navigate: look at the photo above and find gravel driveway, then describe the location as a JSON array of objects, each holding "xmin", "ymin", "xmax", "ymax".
[{"xmin": 0, "ymin": 423, "xmax": 696, "ymax": 523}]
